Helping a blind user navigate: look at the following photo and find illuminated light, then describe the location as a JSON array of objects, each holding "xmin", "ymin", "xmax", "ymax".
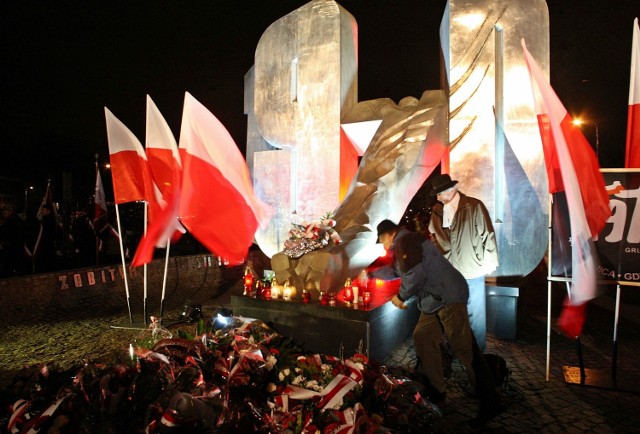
[
  {"xmin": 453, "ymin": 13, "xmax": 486, "ymax": 29},
  {"xmin": 216, "ymin": 313, "xmax": 229, "ymax": 326}
]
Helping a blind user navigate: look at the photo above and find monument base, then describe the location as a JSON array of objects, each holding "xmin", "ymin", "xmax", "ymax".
[{"xmin": 231, "ymin": 286, "xmax": 419, "ymax": 362}]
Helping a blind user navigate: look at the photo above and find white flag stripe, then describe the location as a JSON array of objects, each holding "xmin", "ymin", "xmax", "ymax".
[
  {"xmin": 629, "ymin": 18, "xmax": 640, "ymax": 105},
  {"xmin": 104, "ymin": 108, "xmax": 148, "ymax": 159}
]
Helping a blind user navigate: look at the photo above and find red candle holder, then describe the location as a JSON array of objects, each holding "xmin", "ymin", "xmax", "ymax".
[
  {"xmin": 263, "ymin": 287, "xmax": 272, "ymax": 301},
  {"xmin": 243, "ymin": 268, "xmax": 254, "ymax": 296},
  {"xmin": 362, "ymin": 291, "xmax": 371, "ymax": 306},
  {"xmin": 343, "ymin": 286, "xmax": 354, "ymax": 304},
  {"xmin": 302, "ymin": 289, "xmax": 311, "ymax": 304},
  {"xmin": 319, "ymin": 291, "xmax": 328, "ymax": 305}
]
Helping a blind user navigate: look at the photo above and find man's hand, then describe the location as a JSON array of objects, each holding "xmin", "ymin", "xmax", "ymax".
[{"xmin": 391, "ymin": 295, "xmax": 407, "ymax": 310}]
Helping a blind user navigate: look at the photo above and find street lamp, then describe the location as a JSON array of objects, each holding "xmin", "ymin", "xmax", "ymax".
[
  {"xmin": 572, "ymin": 118, "xmax": 599, "ymax": 157},
  {"xmin": 24, "ymin": 186, "xmax": 34, "ymax": 211}
]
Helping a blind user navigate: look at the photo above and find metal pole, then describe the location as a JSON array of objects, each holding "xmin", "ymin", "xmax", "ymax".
[
  {"xmin": 95, "ymin": 156, "xmax": 100, "ymax": 266},
  {"xmin": 594, "ymin": 123, "xmax": 599, "ymax": 158},
  {"xmin": 159, "ymin": 240, "xmax": 171, "ymax": 323},
  {"xmin": 115, "ymin": 203, "xmax": 133, "ymax": 324},
  {"xmin": 612, "ymin": 284, "xmax": 621, "ymax": 383},
  {"xmin": 546, "ymin": 194, "xmax": 552, "ymax": 382},
  {"xmin": 143, "ymin": 202, "xmax": 148, "ymax": 325}
]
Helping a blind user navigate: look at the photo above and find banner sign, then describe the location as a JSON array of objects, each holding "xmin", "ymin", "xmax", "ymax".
[{"xmin": 551, "ymin": 169, "xmax": 640, "ymax": 283}]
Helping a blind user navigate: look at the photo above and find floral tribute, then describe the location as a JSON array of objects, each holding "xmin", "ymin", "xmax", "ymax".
[
  {"xmin": 283, "ymin": 213, "xmax": 342, "ymax": 258},
  {"xmin": 0, "ymin": 317, "xmax": 439, "ymax": 433}
]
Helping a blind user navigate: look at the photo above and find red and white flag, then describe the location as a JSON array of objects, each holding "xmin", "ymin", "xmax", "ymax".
[
  {"xmin": 626, "ymin": 18, "xmax": 640, "ymax": 168},
  {"xmin": 522, "ymin": 40, "xmax": 611, "ymax": 338},
  {"xmin": 104, "ymin": 107, "xmax": 156, "ymax": 205},
  {"xmin": 131, "ymin": 96, "xmax": 184, "ymax": 266},
  {"xmin": 177, "ymin": 92, "xmax": 272, "ymax": 264}
]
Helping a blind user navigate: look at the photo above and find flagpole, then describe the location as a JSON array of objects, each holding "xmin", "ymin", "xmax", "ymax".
[
  {"xmin": 159, "ymin": 239, "xmax": 171, "ymax": 323},
  {"xmin": 95, "ymin": 155, "xmax": 100, "ymax": 266},
  {"xmin": 143, "ymin": 202, "xmax": 148, "ymax": 325},
  {"xmin": 546, "ymin": 194, "xmax": 552, "ymax": 382},
  {"xmin": 114, "ymin": 203, "xmax": 133, "ymax": 323}
]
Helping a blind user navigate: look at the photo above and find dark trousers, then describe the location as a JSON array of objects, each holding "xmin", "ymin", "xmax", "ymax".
[{"xmin": 413, "ymin": 303, "xmax": 501, "ymax": 408}]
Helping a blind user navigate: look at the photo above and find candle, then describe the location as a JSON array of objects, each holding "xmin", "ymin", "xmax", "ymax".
[
  {"xmin": 363, "ymin": 291, "xmax": 371, "ymax": 306},
  {"xmin": 302, "ymin": 289, "xmax": 311, "ymax": 303},
  {"xmin": 343, "ymin": 286, "xmax": 353, "ymax": 304},
  {"xmin": 243, "ymin": 267, "xmax": 254, "ymax": 296},
  {"xmin": 319, "ymin": 291, "xmax": 328, "ymax": 305},
  {"xmin": 264, "ymin": 286, "xmax": 272, "ymax": 300},
  {"xmin": 352, "ymin": 286, "xmax": 359, "ymax": 305},
  {"xmin": 271, "ymin": 284, "xmax": 281, "ymax": 299},
  {"xmin": 283, "ymin": 285, "xmax": 292, "ymax": 301}
]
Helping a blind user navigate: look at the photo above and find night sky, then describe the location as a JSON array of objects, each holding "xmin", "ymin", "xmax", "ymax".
[{"xmin": 0, "ymin": 0, "xmax": 637, "ymax": 205}]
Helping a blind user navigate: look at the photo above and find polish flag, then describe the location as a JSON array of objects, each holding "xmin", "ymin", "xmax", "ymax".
[
  {"xmin": 522, "ymin": 40, "xmax": 611, "ymax": 338},
  {"xmin": 625, "ymin": 18, "xmax": 640, "ymax": 168},
  {"xmin": 104, "ymin": 107, "xmax": 155, "ymax": 205},
  {"xmin": 177, "ymin": 92, "xmax": 272, "ymax": 264},
  {"xmin": 131, "ymin": 96, "xmax": 184, "ymax": 266}
]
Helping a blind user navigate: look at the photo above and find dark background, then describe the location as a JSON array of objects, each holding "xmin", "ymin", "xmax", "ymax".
[{"xmin": 1, "ymin": 0, "xmax": 638, "ymax": 205}]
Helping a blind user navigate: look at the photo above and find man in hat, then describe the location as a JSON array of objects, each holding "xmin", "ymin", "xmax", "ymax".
[
  {"xmin": 428, "ymin": 174, "xmax": 498, "ymax": 351},
  {"xmin": 376, "ymin": 219, "xmax": 504, "ymax": 426}
]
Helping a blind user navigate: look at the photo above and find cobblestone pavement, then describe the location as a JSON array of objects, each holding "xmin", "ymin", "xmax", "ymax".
[{"xmin": 382, "ymin": 288, "xmax": 640, "ymax": 433}]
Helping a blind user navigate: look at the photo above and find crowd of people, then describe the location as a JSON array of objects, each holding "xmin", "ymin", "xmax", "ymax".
[
  {"xmin": 0, "ymin": 203, "xmax": 98, "ymax": 277},
  {"xmin": 0, "ymin": 201, "xmax": 208, "ymax": 278}
]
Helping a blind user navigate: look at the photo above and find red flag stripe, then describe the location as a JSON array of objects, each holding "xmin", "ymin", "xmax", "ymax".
[{"xmin": 109, "ymin": 151, "xmax": 154, "ymax": 204}]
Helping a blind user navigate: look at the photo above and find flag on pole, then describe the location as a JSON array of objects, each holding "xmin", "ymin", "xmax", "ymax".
[
  {"xmin": 625, "ymin": 18, "xmax": 640, "ymax": 168},
  {"xmin": 93, "ymin": 168, "xmax": 120, "ymax": 252},
  {"xmin": 177, "ymin": 92, "xmax": 272, "ymax": 264},
  {"xmin": 104, "ymin": 107, "xmax": 156, "ymax": 205},
  {"xmin": 145, "ymin": 95, "xmax": 182, "ymax": 202},
  {"xmin": 93, "ymin": 169, "xmax": 108, "ymax": 234},
  {"xmin": 30, "ymin": 179, "xmax": 59, "ymax": 262},
  {"xmin": 522, "ymin": 39, "xmax": 611, "ymax": 338},
  {"xmin": 36, "ymin": 180, "xmax": 59, "ymax": 225},
  {"xmin": 131, "ymin": 96, "xmax": 184, "ymax": 266}
]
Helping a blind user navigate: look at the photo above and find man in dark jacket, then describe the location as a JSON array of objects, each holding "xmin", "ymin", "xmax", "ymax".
[{"xmin": 376, "ymin": 219, "xmax": 504, "ymax": 427}]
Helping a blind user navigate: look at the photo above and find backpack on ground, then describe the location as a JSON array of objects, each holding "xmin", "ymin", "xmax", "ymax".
[{"xmin": 484, "ymin": 353, "xmax": 511, "ymax": 391}]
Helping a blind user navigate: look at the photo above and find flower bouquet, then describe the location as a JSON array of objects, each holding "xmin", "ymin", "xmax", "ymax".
[{"xmin": 283, "ymin": 212, "xmax": 342, "ymax": 258}]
